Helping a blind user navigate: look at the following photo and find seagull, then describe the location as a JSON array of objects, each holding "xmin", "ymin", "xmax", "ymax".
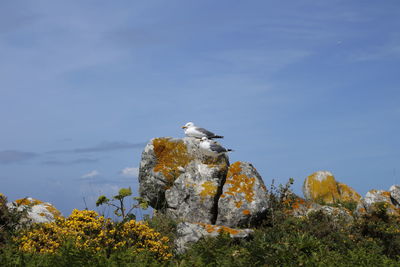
[
  {"xmin": 181, "ymin": 122, "xmax": 224, "ymax": 139},
  {"xmin": 199, "ymin": 137, "xmax": 233, "ymax": 157}
]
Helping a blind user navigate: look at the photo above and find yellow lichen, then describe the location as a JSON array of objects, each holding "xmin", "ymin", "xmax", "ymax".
[
  {"xmin": 15, "ymin": 198, "xmax": 43, "ymax": 206},
  {"xmin": 235, "ymin": 200, "xmax": 243, "ymax": 208},
  {"xmin": 305, "ymin": 172, "xmax": 340, "ymax": 203},
  {"xmin": 224, "ymin": 162, "xmax": 256, "ymax": 203},
  {"xmin": 44, "ymin": 204, "xmax": 62, "ymax": 218},
  {"xmin": 153, "ymin": 138, "xmax": 192, "ymax": 184},
  {"xmin": 196, "ymin": 223, "xmax": 239, "ymax": 235},
  {"xmin": 199, "ymin": 181, "xmax": 218, "ymax": 199},
  {"xmin": 337, "ymin": 183, "xmax": 361, "ymax": 202}
]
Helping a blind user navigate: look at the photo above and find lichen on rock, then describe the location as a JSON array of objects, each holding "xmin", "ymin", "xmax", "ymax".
[
  {"xmin": 175, "ymin": 222, "xmax": 253, "ymax": 253},
  {"xmin": 303, "ymin": 171, "xmax": 361, "ymax": 204},
  {"xmin": 8, "ymin": 197, "xmax": 61, "ymax": 224},
  {"xmin": 216, "ymin": 161, "xmax": 269, "ymax": 227}
]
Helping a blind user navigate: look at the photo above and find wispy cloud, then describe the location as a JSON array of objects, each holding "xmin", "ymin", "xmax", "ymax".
[
  {"xmin": 120, "ymin": 167, "xmax": 139, "ymax": 177},
  {"xmin": 42, "ymin": 158, "xmax": 99, "ymax": 166},
  {"xmin": 48, "ymin": 141, "xmax": 146, "ymax": 154},
  {"xmin": 81, "ymin": 170, "xmax": 100, "ymax": 179},
  {"xmin": 0, "ymin": 150, "xmax": 38, "ymax": 164}
]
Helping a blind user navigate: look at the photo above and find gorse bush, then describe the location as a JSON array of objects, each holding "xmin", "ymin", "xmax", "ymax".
[{"xmin": 15, "ymin": 209, "xmax": 172, "ymax": 260}]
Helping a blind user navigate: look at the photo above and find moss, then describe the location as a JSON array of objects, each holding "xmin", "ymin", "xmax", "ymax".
[
  {"xmin": 200, "ymin": 181, "xmax": 218, "ymax": 200},
  {"xmin": 224, "ymin": 162, "xmax": 256, "ymax": 203},
  {"xmin": 152, "ymin": 138, "xmax": 193, "ymax": 184}
]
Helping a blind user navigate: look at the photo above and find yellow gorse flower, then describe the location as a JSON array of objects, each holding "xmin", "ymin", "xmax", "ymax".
[{"xmin": 15, "ymin": 209, "xmax": 171, "ymax": 260}]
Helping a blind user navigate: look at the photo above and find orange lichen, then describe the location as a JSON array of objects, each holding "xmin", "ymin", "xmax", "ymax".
[
  {"xmin": 304, "ymin": 172, "xmax": 340, "ymax": 203},
  {"xmin": 224, "ymin": 162, "xmax": 255, "ymax": 203},
  {"xmin": 153, "ymin": 138, "xmax": 192, "ymax": 183},
  {"xmin": 235, "ymin": 200, "xmax": 243, "ymax": 208},
  {"xmin": 337, "ymin": 183, "xmax": 361, "ymax": 202},
  {"xmin": 44, "ymin": 204, "xmax": 62, "ymax": 217},
  {"xmin": 196, "ymin": 223, "xmax": 239, "ymax": 235},
  {"xmin": 242, "ymin": 209, "xmax": 250, "ymax": 215},
  {"xmin": 15, "ymin": 198, "xmax": 43, "ymax": 206},
  {"xmin": 199, "ymin": 181, "xmax": 218, "ymax": 199},
  {"xmin": 39, "ymin": 213, "xmax": 46, "ymax": 217}
]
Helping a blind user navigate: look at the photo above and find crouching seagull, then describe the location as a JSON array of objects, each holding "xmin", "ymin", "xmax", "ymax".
[
  {"xmin": 182, "ymin": 122, "xmax": 224, "ymax": 139},
  {"xmin": 199, "ymin": 137, "xmax": 233, "ymax": 156}
]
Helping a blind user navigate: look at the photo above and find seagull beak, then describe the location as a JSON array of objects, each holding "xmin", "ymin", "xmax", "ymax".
[{"xmin": 181, "ymin": 126, "xmax": 187, "ymax": 129}]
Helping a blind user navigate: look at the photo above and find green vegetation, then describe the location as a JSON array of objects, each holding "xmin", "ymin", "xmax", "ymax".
[{"xmin": 1, "ymin": 183, "xmax": 399, "ymax": 266}]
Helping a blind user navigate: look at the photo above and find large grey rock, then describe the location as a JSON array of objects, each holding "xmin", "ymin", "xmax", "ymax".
[
  {"xmin": 389, "ymin": 185, "xmax": 400, "ymax": 207},
  {"xmin": 355, "ymin": 190, "xmax": 399, "ymax": 216},
  {"xmin": 139, "ymin": 137, "xmax": 229, "ymax": 223},
  {"xmin": 7, "ymin": 197, "xmax": 61, "ymax": 224},
  {"xmin": 175, "ymin": 222, "xmax": 253, "ymax": 253},
  {"xmin": 216, "ymin": 161, "xmax": 269, "ymax": 227}
]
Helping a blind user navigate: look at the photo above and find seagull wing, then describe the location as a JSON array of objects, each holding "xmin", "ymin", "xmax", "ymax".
[
  {"xmin": 196, "ymin": 127, "xmax": 216, "ymax": 138},
  {"xmin": 209, "ymin": 143, "xmax": 227, "ymax": 153}
]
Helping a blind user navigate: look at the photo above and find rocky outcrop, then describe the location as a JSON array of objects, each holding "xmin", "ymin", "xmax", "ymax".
[
  {"xmin": 7, "ymin": 197, "xmax": 61, "ymax": 224},
  {"xmin": 356, "ymin": 190, "xmax": 400, "ymax": 216},
  {"xmin": 284, "ymin": 195, "xmax": 353, "ymax": 223},
  {"xmin": 216, "ymin": 162, "xmax": 269, "ymax": 227},
  {"xmin": 390, "ymin": 185, "xmax": 400, "ymax": 207},
  {"xmin": 303, "ymin": 171, "xmax": 360, "ymax": 204},
  {"xmin": 175, "ymin": 222, "xmax": 253, "ymax": 253},
  {"xmin": 139, "ymin": 137, "xmax": 229, "ymax": 224}
]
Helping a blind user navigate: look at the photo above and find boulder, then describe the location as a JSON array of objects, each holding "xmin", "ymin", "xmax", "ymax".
[
  {"xmin": 285, "ymin": 195, "xmax": 353, "ymax": 223},
  {"xmin": 175, "ymin": 222, "xmax": 253, "ymax": 253},
  {"xmin": 216, "ymin": 161, "xmax": 269, "ymax": 227},
  {"xmin": 303, "ymin": 171, "xmax": 360, "ymax": 204},
  {"xmin": 139, "ymin": 137, "xmax": 229, "ymax": 224},
  {"xmin": 389, "ymin": 185, "xmax": 400, "ymax": 207},
  {"xmin": 7, "ymin": 197, "xmax": 61, "ymax": 224},
  {"xmin": 355, "ymin": 190, "xmax": 400, "ymax": 216}
]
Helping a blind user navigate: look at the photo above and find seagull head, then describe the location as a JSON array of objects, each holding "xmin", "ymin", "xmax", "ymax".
[{"xmin": 182, "ymin": 122, "xmax": 194, "ymax": 129}]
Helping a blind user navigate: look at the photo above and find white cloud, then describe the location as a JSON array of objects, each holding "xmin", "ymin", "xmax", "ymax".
[
  {"xmin": 120, "ymin": 167, "xmax": 139, "ymax": 177},
  {"xmin": 81, "ymin": 170, "xmax": 100, "ymax": 179}
]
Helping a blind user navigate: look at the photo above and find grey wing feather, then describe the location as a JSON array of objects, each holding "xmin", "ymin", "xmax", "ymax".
[
  {"xmin": 196, "ymin": 127, "xmax": 216, "ymax": 137},
  {"xmin": 209, "ymin": 143, "xmax": 227, "ymax": 153}
]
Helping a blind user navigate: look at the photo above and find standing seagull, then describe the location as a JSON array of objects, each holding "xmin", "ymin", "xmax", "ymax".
[
  {"xmin": 199, "ymin": 137, "xmax": 233, "ymax": 157},
  {"xmin": 182, "ymin": 122, "xmax": 224, "ymax": 139}
]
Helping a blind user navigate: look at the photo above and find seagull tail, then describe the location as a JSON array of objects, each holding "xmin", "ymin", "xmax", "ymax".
[{"xmin": 212, "ymin": 135, "xmax": 224, "ymax": 139}]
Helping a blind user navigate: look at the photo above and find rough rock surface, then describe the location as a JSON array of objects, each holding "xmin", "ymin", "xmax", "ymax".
[
  {"xmin": 356, "ymin": 190, "xmax": 400, "ymax": 216},
  {"xmin": 7, "ymin": 197, "xmax": 61, "ymax": 224},
  {"xmin": 139, "ymin": 137, "xmax": 229, "ymax": 224},
  {"xmin": 285, "ymin": 195, "xmax": 353, "ymax": 222},
  {"xmin": 216, "ymin": 161, "xmax": 268, "ymax": 227},
  {"xmin": 303, "ymin": 171, "xmax": 360, "ymax": 204},
  {"xmin": 389, "ymin": 185, "xmax": 400, "ymax": 207},
  {"xmin": 175, "ymin": 222, "xmax": 253, "ymax": 253}
]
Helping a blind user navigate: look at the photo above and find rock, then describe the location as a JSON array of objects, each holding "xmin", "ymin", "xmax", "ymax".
[
  {"xmin": 355, "ymin": 190, "xmax": 400, "ymax": 216},
  {"xmin": 337, "ymin": 183, "xmax": 361, "ymax": 202},
  {"xmin": 285, "ymin": 195, "xmax": 353, "ymax": 222},
  {"xmin": 7, "ymin": 197, "xmax": 61, "ymax": 224},
  {"xmin": 389, "ymin": 185, "xmax": 400, "ymax": 207},
  {"xmin": 175, "ymin": 222, "xmax": 253, "ymax": 253},
  {"xmin": 216, "ymin": 161, "xmax": 269, "ymax": 227},
  {"xmin": 303, "ymin": 171, "xmax": 360, "ymax": 204},
  {"xmin": 139, "ymin": 137, "xmax": 229, "ymax": 224}
]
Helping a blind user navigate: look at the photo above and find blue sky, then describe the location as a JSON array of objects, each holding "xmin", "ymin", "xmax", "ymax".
[{"xmin": 1, "ymin": 1, "xmax": 399, "ymax": 216}]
